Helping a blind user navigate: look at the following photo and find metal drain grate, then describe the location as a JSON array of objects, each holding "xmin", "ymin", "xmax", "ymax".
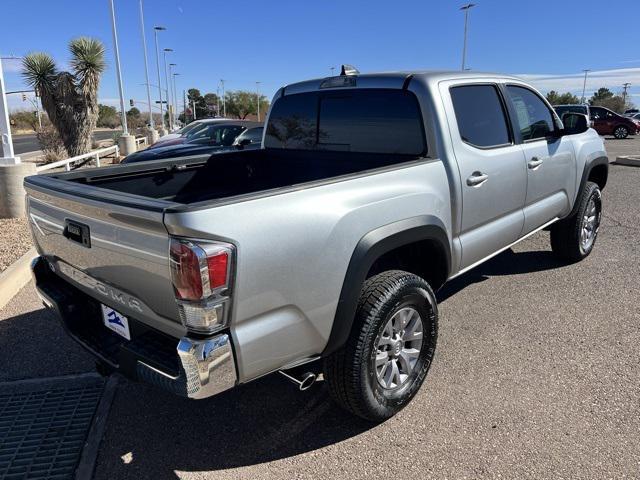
[{"xmin": 0, "ymin": 374, "xmax": 105, "ymax": 480}]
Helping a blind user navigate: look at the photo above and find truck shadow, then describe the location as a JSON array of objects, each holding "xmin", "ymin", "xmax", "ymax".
[
  {"xmin": 437, "ymin": 248, "xmax": 565, "ymax": 303},
  {"xmin": 95, "ymin": 375, "xmax": 372, "ymax": 478}
]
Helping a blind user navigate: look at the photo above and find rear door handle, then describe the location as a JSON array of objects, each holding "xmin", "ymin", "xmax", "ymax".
[
  {"xmin": 528, "ymin": 157, "xmax": 543, "ymax": 169},
  {"xmin": 466, "ymin": 172, "xmax": 489, "ymax": 186}
]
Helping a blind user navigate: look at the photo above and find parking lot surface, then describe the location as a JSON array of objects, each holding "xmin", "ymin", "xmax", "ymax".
[{"xmin": 1, "ymin": 138, "xmax": 638, "ymax": 479}]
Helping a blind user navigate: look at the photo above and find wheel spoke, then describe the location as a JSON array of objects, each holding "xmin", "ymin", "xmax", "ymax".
[
  {"xmin": 390, "ymin": 360, "xmax": 400, "ymax": 387},
  {"xmin": 375, "ymin": 351, "xmax": 388, "ymax": 367}
]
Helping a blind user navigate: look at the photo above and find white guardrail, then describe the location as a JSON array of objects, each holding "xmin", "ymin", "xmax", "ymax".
[{"xmin": 36, "ymin": 136, "xmax": 147, "ymax": 173}]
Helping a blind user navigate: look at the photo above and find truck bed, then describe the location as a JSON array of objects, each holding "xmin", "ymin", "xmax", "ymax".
[{"xmin": 35, "ymin": 149, "xmax": 420, "ymax": 207}]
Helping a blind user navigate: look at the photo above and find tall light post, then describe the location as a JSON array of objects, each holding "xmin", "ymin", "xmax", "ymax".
[
  {"xmin": 153, "ymin": 26, "xmax": 167, "ymax": 134},
  {"xmin": 0, "ymin": 57, "xmax": 19, "ymax": 164},
  {"xmin": 220, "ymin": 79, "xmax": 226, "ymax": 117},
  {"xmin": 581, "ymin": 69, "xmax": 591, "ymax": 104},
  {"xmin": 138, "ymin": 0, "xmax": 157, "ymax": 143},
  {"xmin": 108, "ymin": 0, "xmax": 136, "ymax": 156},
  {"xmin": 163, "ymin": 48, "xmax": 173, "ymax": 130},
  {"xmin": 172, "ymin": 73, "xmax": 180, "ymax": 123},
  {"xmin": 460, "ymin": 3, "xmax": 476, "ymax": 71},
  {"xmin": 256, "ymin": 81, "xmax": 261, "ymax": 121},
  {"xmin": 622, "ymin": 82, "xmax": 631, "ymax": 106},
  {"xmin": 169, "ymin": 63, "xmax": 177, "ymax": 114}
]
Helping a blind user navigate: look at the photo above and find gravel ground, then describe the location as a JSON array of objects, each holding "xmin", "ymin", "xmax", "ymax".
[
  {"xmin": 0, "ymin": 138, "xmax": 638, "ymax": 480},
  {"xmin": 0, "ymin": 217, "xmax": 32, "ymax": 273}
]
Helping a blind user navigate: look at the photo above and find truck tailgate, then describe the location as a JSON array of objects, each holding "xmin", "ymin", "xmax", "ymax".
[{"xmin": 26, "ymin": 180, "xmax": 184, "ymax": 338}]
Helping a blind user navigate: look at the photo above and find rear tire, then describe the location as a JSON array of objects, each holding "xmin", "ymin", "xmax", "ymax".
[
  {"xmin": 324, "ymin": 270, "xmax": 438, "ymax": 421},
  {"xmin": 550, "ymin": 181, "xmax": 602, "ymax": 262},
  {"xmin": 613, "ymin": 125, "xmax": 629, "ymax": 139}
]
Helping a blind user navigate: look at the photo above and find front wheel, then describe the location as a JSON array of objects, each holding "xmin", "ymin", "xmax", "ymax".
[
  {"xmin": 324, "ymin": 270, "xmax": 438, "ymax": 421},
  {"xmin": 550, "ymin": 181, "xmax": 602, "ymax": 262},
  {"xmin": 613, "ymin": 125, "xmax": 629, "ymax": 139}
]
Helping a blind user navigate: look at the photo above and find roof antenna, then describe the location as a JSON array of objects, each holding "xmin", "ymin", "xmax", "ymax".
[{"xmin": 340, "ymin": 64, "xmax": 360, "ymax": 76}]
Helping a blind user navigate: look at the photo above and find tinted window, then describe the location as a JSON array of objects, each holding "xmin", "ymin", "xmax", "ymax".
[
  {"xmin": 450, "ymin": 85, "xmax": 511, "ymax": 147},
  {"xmin": 187, "ymin": 125, "xmax": 244, "ymax": 146},
  {"xmin": 590, "ymin": 107, "xmax": 606, "ymax": 120},
  {"xmin": 507, "ymin": 86, "xmax": 555, "ymax": 141},
  {"xmin": 265, "ymin": 89, "xmax": 426, "ymax": 155}
]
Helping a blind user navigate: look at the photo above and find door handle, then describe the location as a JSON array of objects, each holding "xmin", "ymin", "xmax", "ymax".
[
  {"xmin": 528, "ymin": 157, "xmax": 543, "ymax": 169},
  {"xmin": 466, "ymin": 171, "xmax": 489, "ymax": 186}
]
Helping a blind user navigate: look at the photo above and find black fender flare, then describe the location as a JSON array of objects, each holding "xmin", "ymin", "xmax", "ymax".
[
  {"xmin": 321, "ymin": 215, "xmax": 450, "ymax": 356},
  {"xmin": 566, "ymin": 155, "xmax": 608, "ymax": 219}
]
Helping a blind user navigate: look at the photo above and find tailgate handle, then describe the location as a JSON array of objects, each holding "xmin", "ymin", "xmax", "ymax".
[{"xmin": 64, "ymin": 220, "xmax": 91, "ymax": 248}]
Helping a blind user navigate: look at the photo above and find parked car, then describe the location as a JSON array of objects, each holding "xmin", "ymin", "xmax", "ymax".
[
  {"xmin": 625, "ymin": 112, "xmax": 640, "ymax": 120},
  {"xmin": 589, "ymin": 106, "xmax": 640, "ymax": 139},
  {"xmin": 122, "ymin": 125, "xmax": 264, "ymax": 163},
  {"xmin": 624, "ymin": 108, "xmax": 639, "ymax": 115},
  {"xmin": 26, "ymin": 69, "xmax": 608, "ymax": 421},
  {"xmin": 150, "ymin": 118, "xmax": 240, "ymax": 148},
  {"xmin": 554, "ymin": 104, "xmax": 590, "ymax": 120}
]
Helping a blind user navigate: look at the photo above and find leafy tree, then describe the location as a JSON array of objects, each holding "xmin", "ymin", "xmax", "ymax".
[
  {"xmin": 97, "ymin": 104, "xmax": 119, "ymax": 128},
  {"xmin": 588, "ymin": 88, "xmax": 614, "ymax": 105},
  {"xmin": 589, "ymin": 87, "xmax": 626, "ymax": 113},
  {"xmin": 546, "ymin": 90, "xmax": 579, "ymax": 105},
  {"xmin": 225, "ymin": 90, "xmax": 269, "ymax": 119},
  {"xmin": 187, "ymin": 88, "xmax": 209, "ymax": 119},
  {"xmin": 22, "ymin": 37, "xmax": 106, "ymax": 156},
  {"xmin": 204, "ymin": 92, "xmax": 220, "ymax": 116}
]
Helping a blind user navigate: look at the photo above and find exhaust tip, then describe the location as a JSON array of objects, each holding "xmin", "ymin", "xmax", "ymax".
[{"xmin": 298, "ymin": 372, "xmax": 317, "ymax": 391}]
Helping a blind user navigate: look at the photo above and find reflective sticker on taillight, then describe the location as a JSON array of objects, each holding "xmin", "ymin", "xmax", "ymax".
[
  {"xmin": 207, "ymin": 251, "xmax": 229, "ymax": 290},
  {"xmin": 169, "ymin": 240, "xmax": 203, "ymax": 301}
]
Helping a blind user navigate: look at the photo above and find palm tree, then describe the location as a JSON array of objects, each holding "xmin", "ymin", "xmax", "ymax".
[{"xmin": 22, "ymin": 37, "xmax": 106, "ymax": 157}]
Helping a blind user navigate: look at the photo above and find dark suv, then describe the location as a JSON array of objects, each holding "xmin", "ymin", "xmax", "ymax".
[{"xmin": 554, "ymin": 104, "xmax": 639, "ymax": 139}]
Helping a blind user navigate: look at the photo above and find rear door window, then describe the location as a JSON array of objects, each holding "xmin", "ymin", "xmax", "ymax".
[
  {"xmin": 265, "ymin": 89, "xmax": 426, "ymax": 155},
  {"xmin": 450, "ymin": 85, "xmax": 511, "ymax": 148}
]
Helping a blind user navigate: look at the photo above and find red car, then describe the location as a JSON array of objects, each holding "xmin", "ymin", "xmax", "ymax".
[
  {"xmin": 554, "ymin": 104, "xmax": 640, "ymax": 139},
  {"xmin": 590, "ymin": 106, "xmax": 640, "ymax": 139}
]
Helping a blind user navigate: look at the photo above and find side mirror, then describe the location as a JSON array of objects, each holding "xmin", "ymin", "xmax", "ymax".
[
  {"xmin": 562, "ymin": 113, "xmax": 589, "ymax": 135},
  {"xmin": 239, "ymin": 138, "xmax": 251, "ymax": 146}
]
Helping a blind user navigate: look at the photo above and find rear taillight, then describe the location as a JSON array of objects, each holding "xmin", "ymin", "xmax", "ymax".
[{"xmin": 169, "ymin": 238, "xmax": 234, "ymax": 334}]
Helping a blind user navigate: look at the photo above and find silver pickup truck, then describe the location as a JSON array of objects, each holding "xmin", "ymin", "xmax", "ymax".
[{"xmin": 25, "ymin": 68, "xmax": 608, "ymax": 421}]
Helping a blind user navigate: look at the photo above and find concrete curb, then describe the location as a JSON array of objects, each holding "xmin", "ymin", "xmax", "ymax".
[
  {"xmin": 0, "ymin": 246, "xmax": 37, "ymax": 310},
  {"xmin": 615, "ymin": 156, "xmax": 640, "ymax": 167}
]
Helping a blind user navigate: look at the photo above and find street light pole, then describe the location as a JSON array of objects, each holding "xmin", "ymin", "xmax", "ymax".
[
  {"xmin": 172, "ymin": 73, "xmax": 180, "ymax": 123},
  {"xmin": 108, "ymin": 0, "xmax": 128, "ymax": 136},
  {"xmin": 163, "ymin": 48, "xmax": 173, "ymax": 130},
  {"xmin": 169, "ymin": 63, "xmax": 176, "ymax": 115},
  {"xmin": 220, "ymin": 79, "xmax": 226, "ymax": 117},
  {"xmin": 153, "ymin": 26, "xmax": 166, "ymax": 134},
  {"xmin": 622, "ymin": 82, "xmax": 631, "ymax": 106},
  {"xmin": 256, "ymin": 81, "xmax": 261, "ymax": 121},
  {"xmin": 0, "ymin": 57, "xmax": 18, "ymax": 163},
  {"xmin": 138, "ymin": 0, "xmax": 154, "ymax": 134},
  {"xmin": 460, "ymin": 3, "xmax": 476, "ymax": 71},
  {"xmin": 581, "ymin": 69, "xmax": 591, "ymax": 104}
]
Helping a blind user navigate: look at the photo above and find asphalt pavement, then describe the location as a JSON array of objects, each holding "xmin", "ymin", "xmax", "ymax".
[
  {"xmin": 1, "ymin": 138, "xmax": 638, "ymax": 479},
  {"xmin": 11, "ymin": 130, "xmax": 119, "ymax": 155}
]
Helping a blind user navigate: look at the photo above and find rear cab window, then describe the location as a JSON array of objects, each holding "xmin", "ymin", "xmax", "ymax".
[
  {"xmin": 264, "ymin": 89, "xmax": 427, "ymax": 156},
  {"xmin": 449, "ymin": 84, "xmax": 512, "ymax": 148}
]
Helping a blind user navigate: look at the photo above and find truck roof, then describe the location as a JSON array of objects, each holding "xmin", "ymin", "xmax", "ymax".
[{"xmin": 281, "ymin": 70, "xmax": 525, "ymax": 96}]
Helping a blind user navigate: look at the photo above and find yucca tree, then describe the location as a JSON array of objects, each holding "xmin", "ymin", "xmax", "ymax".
[{"xmin": 22, "ymin": 37, "xmax": 106, "ymax": 157}]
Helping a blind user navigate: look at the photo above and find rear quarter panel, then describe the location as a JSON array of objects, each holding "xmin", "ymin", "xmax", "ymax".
[{"xmin": 164, "ymin": 161, "xmax": 451, "ymax": 382}]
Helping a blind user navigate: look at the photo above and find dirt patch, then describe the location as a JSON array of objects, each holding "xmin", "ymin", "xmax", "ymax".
[{"xmin": 0, "ymin": 218, "xmax": 33, "ymax": 273}]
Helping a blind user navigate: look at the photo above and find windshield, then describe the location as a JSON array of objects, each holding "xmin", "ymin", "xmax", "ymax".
[
  {"xmin": 185, "ymin": 124, "xmax": 246, "ymax": 146},
  {"xmin": 264, "ymin": 89, "xmax": 426, "ymax": 155}
]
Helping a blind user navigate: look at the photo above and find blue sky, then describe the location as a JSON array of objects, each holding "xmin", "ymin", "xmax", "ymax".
[{"xmin": 2, "ymin": 0, "xmax": 639, "ymax": 112}]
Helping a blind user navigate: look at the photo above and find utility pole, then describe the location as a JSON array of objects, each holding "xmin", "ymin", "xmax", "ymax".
[
  {"xmin": 172, "ymin": 73, "xmax": 179, "ymax": 124},
  {"xmin": 153, "ymin": 26, "xmax": 166, "ymax": 134},
  {"xmin": 183, "ymin": 89, "xmax": 187, "ymax": 123},
  {"xmin": 168, "ymin": 63, "xmax": 176, "ymax": 115},
  {"xmin": 460, "ymin": 3, "xmax": 476, "ymax": 71},
  {"xmin": 163, "ymin": 48, "xmax": 173, "ymax": 130},
  {"xmin": 220, "ymin": 79, "xmax": 226, "ymax": 117},
  {"xmin": 256, "ymin": 81, "xmax": 261, "ymax": 121},
  {"xmin": 622, "ymin": 82, "xmax": 631, "ymax": 106},
  {"xmin": 192, "ymin": 99, "xmax": 196, "ymax": 120},
  {"xmin": 581, "ymin": 69, "xmax": 591, "ymax": 104}
]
